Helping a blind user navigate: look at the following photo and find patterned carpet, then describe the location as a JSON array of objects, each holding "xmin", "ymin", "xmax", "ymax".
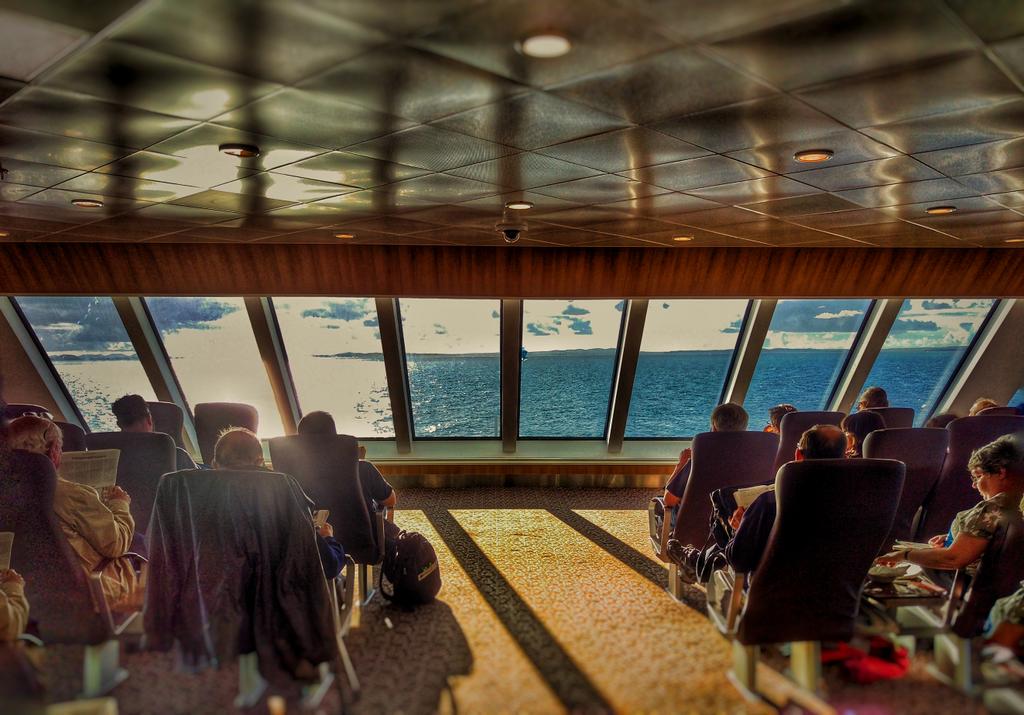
[{"xmin": 29, "ymin": 488, "xmax": 986, "ymax": 714}]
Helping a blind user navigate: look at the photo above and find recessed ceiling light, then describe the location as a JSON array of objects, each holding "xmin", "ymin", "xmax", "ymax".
[
  {"xmin": 517, "ymin": 33, "xmax": 571, "ymax": 58},
  {"xmin": 334, "ymin": 232, "xmax": 355, "ymax": 239},
  {"xmin": 673, "ymin": 235, "xmax": 694, "ymax": 242},
  {"xmin": 793, "ymin": 149, "xmax": 834, "ymax": 163},
  {"xmin": 0, "ymin": 231, "xmax": 9, "ymax": 238},
  {"xmin": 505, "ymin": 200, "xmax": 534, "ymax": 210},
  {"xmin": 71, "ymin": 198, "xmax": 103, "ymax": 208},
  {"xmin": 925, "ymin": 205, "xmax": 957, "ymax": 215},
  {"xmin": 1005, "ymin": 238, "xmax": 1024, "ymax": 244},
  {"xmin": 219, "ymin": 142, "xmax": 261, "ymax": 158}
]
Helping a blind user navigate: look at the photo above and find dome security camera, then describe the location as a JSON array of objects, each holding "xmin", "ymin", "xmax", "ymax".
[{"xmin": 496, "ymin": 221, "xmax": 527, "ymax": 244}]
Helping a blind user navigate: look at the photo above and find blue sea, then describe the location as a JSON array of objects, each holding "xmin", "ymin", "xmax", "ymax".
[{"xmin": 60, "ymin": 347, "xmax": 986, "ymax": 438}]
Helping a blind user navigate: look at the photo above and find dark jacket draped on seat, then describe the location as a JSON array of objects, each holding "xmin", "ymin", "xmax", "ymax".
[{"xmin": 143, "ymin": 468, "xmax": 337, "ymax": 685}]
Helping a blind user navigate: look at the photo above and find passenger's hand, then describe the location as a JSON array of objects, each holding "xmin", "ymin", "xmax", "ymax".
[
  {"xmin": 874, "ymin": 552, "xmax": 905, "ymax": 567},
  {"xmin": 317, "ymin": 522, "xmax": 334, "ymax": 539},
  {"xmin": 358, "ymin": 445, "xmax": 367, "ymax": 460},
  {"xmin": 928, "ymin": 534, "xmax": 946, "ymax": 548},
  {"xmin": 678, "ymin": 448, "xmax": 692, "ymax": 464},
  {"xmin": 106, "ymin": 486, "xmax": 130, "ymax": 504},
  {"xmin": 0, "ymin": 569, "xmax": 24, "ymax": 586},
  {"xmin": 729, "ymin": 507, "xmax": 746, "ymax": 531}
]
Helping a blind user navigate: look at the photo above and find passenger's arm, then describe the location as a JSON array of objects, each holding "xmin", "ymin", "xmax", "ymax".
[
  {"xmin": 69, "ymin": 485, "xmax": 135, "ymax": 559},
  {"xmin": 316, "ymin": 523, "xmax": 345, "ymax": 580},
  {"xmin": 0, "ymin": 571, "xmax": 28, "ymax": 642},
  {"xmin": 904, "ymin": 533, "xmax": 989, "ymax": 570},
  {"xmin": 380, "ymin": 489, "xmax": 397, "ymax": 509},
  {"xmin": 724, "ymin": 497, "xmax": 773, "ymax": 574}
]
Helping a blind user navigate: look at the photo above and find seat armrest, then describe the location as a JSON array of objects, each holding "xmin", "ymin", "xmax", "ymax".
[
  {"xmin": 371, "ymin": 503, "xmax": 388, "ymax": 565},
  {"xmin": 941, "ymin": 568, "xmax": 969, "ymax": 629},
  {"xmin": 725, "ymin": 572, "xmax": 747, "ymax": 635},
  {"xmin": 88, "ymin": 560, "xmax": 141, "ymax": 636}
]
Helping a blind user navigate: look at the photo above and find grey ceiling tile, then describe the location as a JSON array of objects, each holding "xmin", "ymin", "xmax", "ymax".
[
  {"xmin": 599, "ymin": 192, "xmax": 723, "ymax": 217},
  {"xmin": 796, "ymin": 52, "xmax": 1020, "ymax": 128},
  {"xmin": 42, "ymin": 41, "xmax": 280, "ymax": 121},
  {"xmin": 19, "ymin": 186, "xmax": 152, "ymax": 215},
  {"xmin": 710, "ymin": 0, "xmax": 976, "ymax": 90},
  {"xmin": 687, "ymin": 176, "xmax": 817, "ymax": 205},
  {"xmin": 914, "ymin": 137, "xmax": 1024, "ymax": 176},
  {"xmin": 787, "ymin": 156, "xmax": 943, "ymax": 192},
  {"xmin": 0, "ymin": 182, "xmax": 41, "ymax": 202},
  {"xmin": 552, "ymin": 47, "xmax": 774, "ymax": 124},
  {"xmin": 879, "ymin": 195, "xmax": 1005, "ymax": 219},
  {"xmin": 860, "ymin": 99, "xmax": 1024, "ymax": 155},
  {"xmin": 535, "ymin": 127, "xmax": 710, "ymax": 173},
  {"xmin": 433, "ymin": 91, "xmax": 628, "ymax": 151},
  {"xmin": 456, "ymin": 192, "xmax": 583, "ymax": 216},
  {"xmin": 945, "ymin": 0, "xmax": 1024, "ymax": 43},
  {"xmin": 299, "ymin": 45, "xmax": 524, "ymax": 124},
  {"xmin": 669, "ymin": 206, "xmax": 765, "ymax": 227},
  {"xmin": 0, "ymin": 198, "xmax": 97, "ymax": 225},
  {"xmin": 52, "ymin": 173, "xmax": 204, "ymax": 202},
  {"xmin": 344, "ymin": 216, "xmax": 441, "ymax": 234},
  {"xmin": 216, "ymin": 89, "xmax": 416, "ymax": 150},
  {"xmin": 397, "ymin": 204, "xmax": 499, "ymax": 227},
  {"xmin": 0, "ymin": 157, "xmax": 83, "ymax": 188},
  {"xmin": 95, "ymin": 150, "xmax": 259, "ymax": 187},
  {"xmin": 0, "ymin": 8, "xmax": 85, "ymax": 82},
  {"xmin": 386, "ymin": 173, "xmax": 504, "ymax": 204},
  {"xmin": 579, "ymin": 217, "xmax": 688, "ymax": 237},
  {"xmin": 741, "ymin": 193, "xmax": 863, "ymax": 217},
  {"xmin": 446, "ymin": 152, "xmax": 601, "ymax": 189},
  {"xmin": 529, "ymin": 174, "xmax": 670, "ymax": 204},
  {"xmin": 831, "ymin": 221, "xmax": 950, "ymax": 241},
  {"xmin": 529, "ymin": 206, "xmax": 634, "ymax": 226},
  {"xmin": 993, "ymin": 35, "xmax": 1024, "ymax": 86},
  {"xmin": 415, "ymin": 0, "xmax": 677, "ymax": 88},
  {"xmin": 956, "ymin": 168, "xmax": 1024, "ymax": 194},
  {"xmin": 650, "ymin": 95, "xmax": 845, "ymax": 154},
  {"xmin": 147, "ymin": 124, "xmax": 325, "ymax": 172},
  {"xmin": 0, "ymin": 1, "xmax": 139, "ymax": 33},
  {"xmin": 272, "ymin": 152, "xmax": 430, "ymax": 189},
  {"xmin": 0, "ymin": 124, "xmax": 133, "ymax": 171},
  {"xmin": 984, "ymin": 191, "xmax": 1024, "ymax": 208},
  {"xmin": 110, "ymin": 0, "xmax": 390, "ymax": 85},
  {"xmin": 625, "ymin": 0, "xmax": 842, "ymax": 44},
  {"xmin": 214, "ymin": 174, "xmax": 358, "ymax": 203},
  {"xmin": 621, "ymin": 155, "xmax": 771, "ymax": 192},
  {"xmin": 345, "ymin": 124, "xmax": 514, "ymax": 172},
  {"xmin": 310, "ymin": 0, "xmax": 489, "ymax": 38},
  {"xmin": 789, "ymin": 208, "xmax": 900, "ymax": 230},
  {"xmin": 169, "ymin": 189, "xmax": 295, "ymax": 214},
  {"xmin": 725, "ymin": 130, "xmax": 900, "ymax": 174},
  {"xmin": 834, "ymin": 178, "xmax": 980, "ymax": 208},
  {"xmin": 0, "ymin": 78, "xmax": 24, "ymax": 102}
]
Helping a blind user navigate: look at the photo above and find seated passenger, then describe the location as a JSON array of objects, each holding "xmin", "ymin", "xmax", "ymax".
[
  {"xmin": 662, "ymin": 403, "xmax": 749, "ymax": 512},
  {"xmin": 926, "ymin": 413, "xmax": 958, "ymax": 429},
  {"xmin": 876, "ymin": 435, "xmax": 1024, "ymax": 578},
  {"xmin": 763, "ymin": 404, "xmax": 796, "ymax": 434},
  {"xmin": 297, "ymin": 411, "xmax": 398, "ymax": 513},
  {"xmin": 112, "ymin": 394, "xmax": 196, "ymax": 471},
  {"xmin": 841, "ymin": 410, "xmax": 886, "ymax": 458},
  {"xmin": 857, "ymin": 386, "xmax": 888, "ymax": 411},
  {"xmin": 983, "ymin": 585, "xmax": 1024, "ymax": 683},
  {"xmin": 213, "ymin": 428, "xmax": 346, "ymax": 580},
  {"xmin": 0, "ymin": 570, "xmax": 28, "ymax": 642},
  {"xmin": 6, "ymin": 416, "xmax": 141, "ymax": 611},
  {"xmin": 969, "ymin": 397, "xmax": 1000, "ymax": 416}
]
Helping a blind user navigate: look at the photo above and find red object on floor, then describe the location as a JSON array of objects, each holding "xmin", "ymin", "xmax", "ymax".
[{"xmin": 821, "ymin": 638, "xmax": 910, "ymax": 684}]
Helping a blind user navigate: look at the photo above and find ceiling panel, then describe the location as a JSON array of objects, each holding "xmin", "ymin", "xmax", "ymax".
[
  {"xmin": 741, "ymin": 193, "xmax": 863, "ymax": 218},
  {"xmin": 551, "ymin": 47, "xmax": 774, "ymax": 124},
  {"xmin": 19, "ymin": 186, "xmax": 152, "ymax": 215},
  {"xmin": 41, "ymin": 41, "xmax": 280, "ymax": 121},
  {"xmin": 535, "ymin": 127, "xmax": 709, "ymax": 173},
  {"xmin": 945, "ymin": 0, "xmax": 1024, "ymax": 43},
  {"xmin": 344, "ymin": 124, "xmax": 514, "ymax": 172},
  {"xmin": 726, "ymin": 130, "xmax": 901, "ymax": 174},
  {"xmin": 213, "ymin": 174, "xmax": 358, "ymax": 203},
  {"xmin": 835, "ymin": 178, "xmax": 980, "ymax": 208},
  {"xmin": 956, "ymin": 167, "xmax": 1024, "ymax": 194},
  {"xmin": 147, "ymin": 124, "xmax": 325, "ymax": 172},
  {"xmin": 797, "ymin": 52, "xmax": 1021, "ymax": 128},
  {"xmin": 710, "ymin": 0, "xmax": 976, "ymax": 90},
  {"xmin": 94, "ymin": 150, "xmax": 259, "ymax": 187},
  {"xmin": 621, "ymin": 155, "xmax": 771, "ymax": 192},
  {"xmin": 860, "ymin": 99, "xmax": 1024, "ymax": 155},
  {"xmin": 0, "ymin": 157, "xmax": 83, "ymax": 188},
  {"xmin": 598, "ymin": 192, "xmax": 722, "ymax": 218},
  {"xmin": 914, "ymin": 137, "xmax": 1024, "ymax": 176},
  {"xmin": 110, "ymin": 0, "xmax": 390, "ymax": 85},
  {"xmin": 626, "ymin": 0, "xmax": 841, "ymax": 44},
  {"xmin": 385, "ymin": 173, "xmax": 504, "ymax": 203},
  {"xmin": 686, "ymin": 176, "xmax": 817, "ymax": 205},
  {"xmin": 446, "ymin": 152, "xmax": 601, "ymax": 189},
  {"xmin": 272, "ymin": 152, "xmax": 429, "ymax": 189},
  {"xmin": 169, "ymin": 188, "xmax": 295, "ymax": 214},
  {"xmin": 529, "ymin": 174, "xmax": 669, "ymax": 204},
  {"xmin": 52, "ymin": 172, "xmax": 204, "ymax": 202},
  {"xmin": 788, "ymin": 156, "xmax": 944, "ymax": 192},
  {"xmin": 433, "ymin": 91, "xmax": 628, "ymax": 151},
  {"xmin": 307, "ymin": 0, "xmax": 488, "ymax": 38},
  {"xmin": 415, "ymin": 0, "xmax": 676, "ymax": 88},
  {"xmin": 0, "ymin": 124, "xmax": 133, "ymax": 170},
  {"xmin": 0, "ymin": 1, "xmax": 140, "ymax": 33},
  {"xmin": 0, "ymin": 182, "xmax": 39, "ymax": 202},
  {"xmin": 0, "ymin": 8, "xmax": 85, "ymax": 81}
]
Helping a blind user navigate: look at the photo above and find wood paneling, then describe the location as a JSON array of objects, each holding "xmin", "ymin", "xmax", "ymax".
[
  {"xmin": 1, "ymin": 243, "xmax": 1023, "ymax": 297},
  {"xmin": 376, "ymin": 461, "xmax": 671, "ymax": 489}
]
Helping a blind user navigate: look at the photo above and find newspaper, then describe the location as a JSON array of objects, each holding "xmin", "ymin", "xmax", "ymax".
[
  {"xmin": 0, "ymin": 532, "xmax": 12, "ymax": 571},
  {"xmin": 314, "ymin": 510, "xmax": 330, "ymax": 529},
  {"xmin": 734, "ymin": 484, "xmax": 775, "ymax": 510},
  {"xmin": 57, "ymin": 450, "xmax": 120, "ymax": 490}
]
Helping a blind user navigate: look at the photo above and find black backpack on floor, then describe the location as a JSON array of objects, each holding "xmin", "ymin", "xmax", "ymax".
[{"xmin": 379, "ymin": 529, "xmax": 441, "ymax": 608}]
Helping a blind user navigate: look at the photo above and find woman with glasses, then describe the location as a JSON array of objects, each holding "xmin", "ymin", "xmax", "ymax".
[{"xmin": 876, "ymin": 435, "xmax": 1024, "ymax": 582}]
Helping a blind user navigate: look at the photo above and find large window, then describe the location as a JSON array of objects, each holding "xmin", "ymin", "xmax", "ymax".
[
  {"xmin": 16, "ymin": 297, "xmax": 156, "ymax": 432},
  {"xmin": 626, "ymin": 300, "xmax": 748, "ymax": 438},
  {"xmin": 399, "ymin": 299, "xmax": 500, "ymax": 437},
  {"xmin": 519, "ymin": 299, "xmax": 624, "ymax": 438},
  {"xmin": 744, "ymin": 300, "xmax": 871, "ymax": 428},
  {"xmin": 146, "ymin": 297, "xmax": 285, "ymax": 438},
  {"xmin": 863, "ymin": 299, "xmax": 995, "ymax": 424},
  {"xmin": 274, "ymin": 298, "xmax": 394, "ymax": 438}
]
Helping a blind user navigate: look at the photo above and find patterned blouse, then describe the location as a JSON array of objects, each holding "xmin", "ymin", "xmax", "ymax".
[{"xmin": 950, "ymin": 491, "xmax": 1020, "ymax": 541}]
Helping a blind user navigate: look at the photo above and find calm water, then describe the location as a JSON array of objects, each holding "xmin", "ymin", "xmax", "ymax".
[{"xmin": 58, "ymin": 347, "xmax": 980, "ymax": 437}]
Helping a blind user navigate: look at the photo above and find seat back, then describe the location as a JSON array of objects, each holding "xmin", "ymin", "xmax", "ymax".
[
  {"xmin": 774, "ymin": 411, "xmax": 845, "ymax": 472},
  {"xmin": 738, "ymin": 458, "xmax": 904, "ymax": 645},
  {"xmin": 917, "ymin": 415, "xmax": 1024, "ymax": 539},
  {"xmin": 83, "ymin": 432, "xmax": 176, "ymax": 533},
  {"xmin": 2, "ymin": 403, "xmax": 51, "ymax": 420},
  {"xmin": 867, "ymin": 407, "xmax": 915, "ymax": 429},
  {"xmin": 54, "ymin": 421, "xmax": 87, "ymax": 452},
  {"xmin": 863, "ymin": 428, "xmax": 950, "ymax": 543},
  {"xmin": 148, "ymin": 401, "xmax": 185, "ymax": 448},
  {"xmin": 978, "ymin": 406, "xmax": 1019, "ymax": 417},
  {"xmin": 952, "ymin": 512, "xmax": 1024, "ymax": 638},
  {"xmin": 268, "ymin": 434, "xmax": 378, "ymax": 563},
  {"xmin": 670, "ymin": 431, "xmax": 779, "ymax": 548},
  {"xmin": 193, "ymin": 402, "xmax": 259, "ymax": 465},
  {"xmin": 145, "ymin": 468, "xmax": 336, "ymax": 679},
  {"xmin": 0, "ymin": 450, "xmax": 111, "ymax": 644}
]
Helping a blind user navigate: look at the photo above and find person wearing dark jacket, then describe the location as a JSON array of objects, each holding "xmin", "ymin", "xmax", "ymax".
[
  {"xmin": 213, "ymin": 428, "xmax": 345, "ymax": 578},
  {"xmin": 112, "ymin": 394, "xmax": 196, "ymax": 471}
]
